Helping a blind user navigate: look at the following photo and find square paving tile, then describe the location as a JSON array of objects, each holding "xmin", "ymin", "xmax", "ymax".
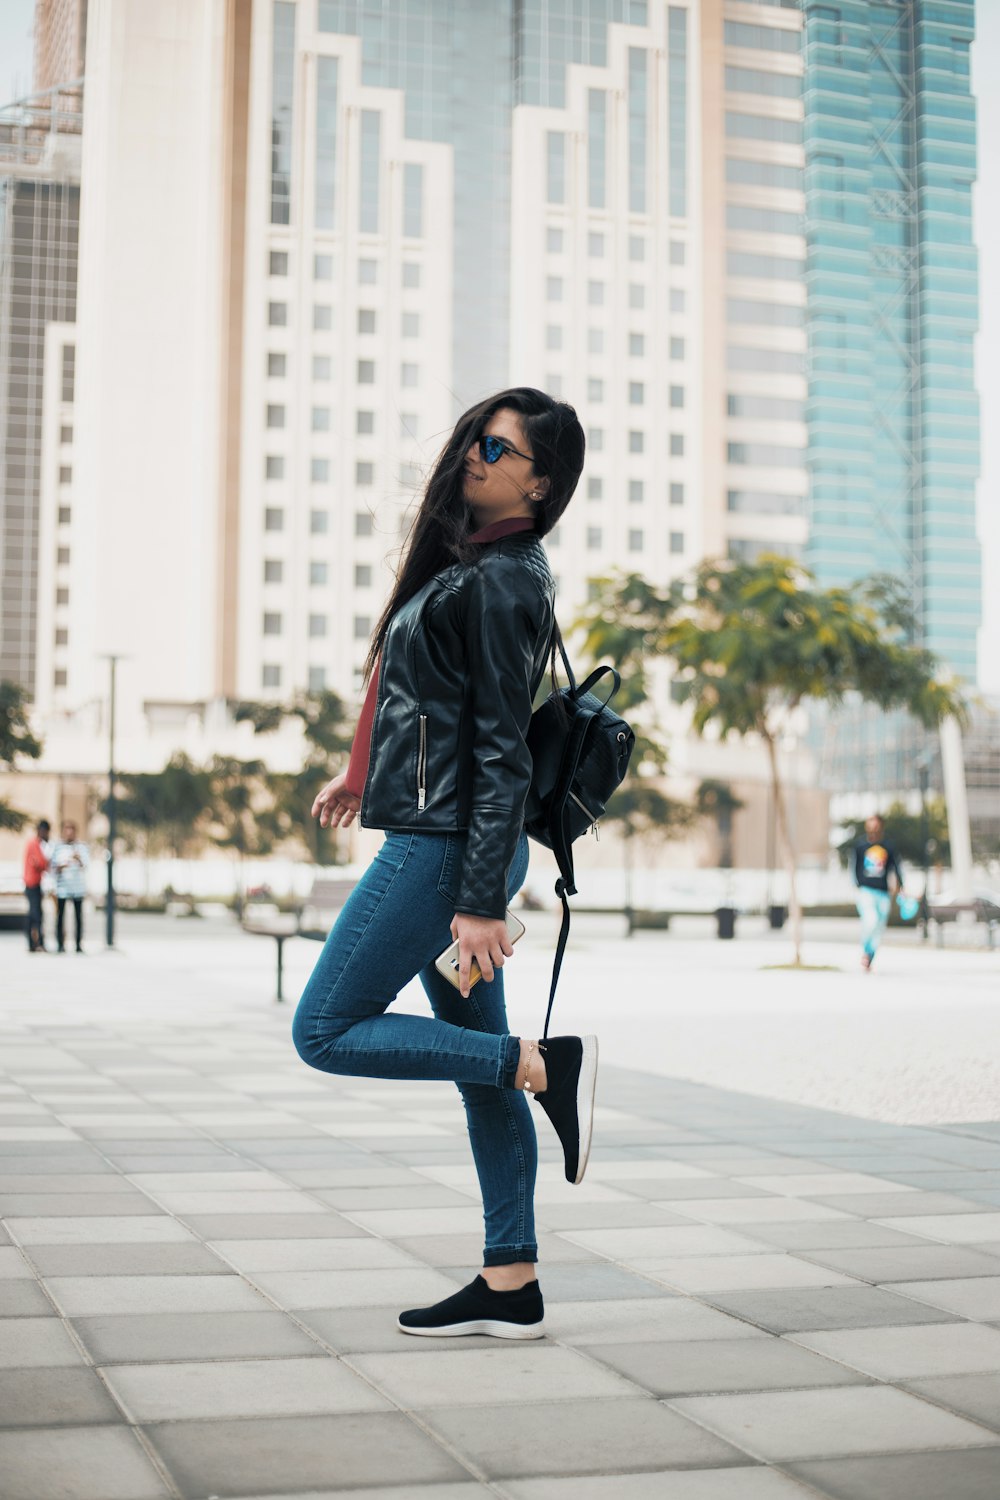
[
  {"xmin": 503, "ymin": 1473, "xmax": 819, "ymax": 1500},
  {"xmin": 0, "ymin": 1425, "xmax": 171, "ymax": 1500},
  {"xmin": 146, "ymin": 1412, "xmax": 467, "ymax": 1495},
  {"xmin": 791, "ymin": 1324, "xmax": 1000, "ymax": 1380},
  {"xmin": 421, "ymin": 1397, "xmax": 746, "ymax": 1477},
  {"xmin": 0, "ymin": 1367, "xmax": 121, "ymax": 1427},
  {"xmin": 71, "ymin": 1310, "xmax": 323, "ymax": 1364},
  {"xmin": 296, "ymin": 1304, "xmax": 511, "ymax": 1354},
  {"xmin": 560, "ymin": 1227, "xmax": 767, "ymax": 1259},
  {"xmin": 0, "ymin": 1281, "xmax": 55, "ymax": 1317},
  {"xmin": 349, "ymin": 1345, "xmax": 639, "ymax": 1408},
  {"xmin": 26, "ymin": 1243, "xmax": 229, "ymax": 1277},
  {"xmin": 890, "ymin": 1278, "xmax": 1000, "ymax": 1321},
  {"xmin": 632, "ymin": 1254, "xmax": 859, "ymax": 1295},
  {"xmin": 798, "ymin": 1247, "xmax": 1000, "ymax": 1283},
  {"xmin": 0, "ymin": 1193, "xmax": 159, "ymax": 1217},
  {"xmin": 394, "ymin": 1232, "xmax": 599, "ymax": 1268},
  {"xmin": 543, "ymin": 1297, "xmax": 769, "ymax": 1346},
  {"xmin": 535, "ymin": 1204, "xmax": 698, "ymax": 1231},
  {"xmin": 178, "ymin": 1213, "xmax": 369, "ymax": 1240},
  {"xmin": 526, "ymin": 1264, "xmax": 669, "ymax": 1302},
  {"xmin": 0, "ymin": 1317, "xmax": 85, "ymax": 1368},
  {"xmin": 250, "ymin": 1267, "xmax": 459, "ymax": 1311},
  {"xmin": 880, "ymin": 1214, "xmax": 1000, "ymax": 1243},
  {"xmin": 734, "ymin": 1222, "xmax": 930, "ymax": 1251},
  {"xmin": 786, "ymin": 1448, "xmax": 1000, "ymax": 1500},
  {"xmin": 902, "ymin": 1373, "xmax": 1000, "ymax": 1433},
  {"xmin": 102, "ymin": 1355, "xmax": 390, "ymax": 1420},
  {"xmin": 669, "ymin": 1386, "xmax": 1000, "ymax": 1462},
  {"xmin": 704, "ymin": 1286, "xmax": 957, "ymax": 1335},
  {"xmin": 655, "ymin": 1198, "xmax": 850, "ymax": 1226},
  {"xmin": 43, "ymin": 1273, "xmax": 271, "ymax": 1317},
  {"xmin": 7, "ymin": 1216, "xmax": 195, "ymax": 1245},
  {"xmin": 583, "ymin": 1337, "xmax": 869, "ymax": 1398},
  {"xmin": 206, "ymin": 1238, "xmax": 416, "ymax": 1273}
]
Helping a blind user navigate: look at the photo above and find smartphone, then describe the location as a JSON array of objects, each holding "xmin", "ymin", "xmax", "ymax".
[{"xmin": 435, "ymin": 908, "xmax": 527, "ymax": 990}]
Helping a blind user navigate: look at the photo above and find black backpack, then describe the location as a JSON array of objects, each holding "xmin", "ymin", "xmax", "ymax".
[{"xmin": 524, "ymin": 623, "xmax": 635, "ymax": 1036}]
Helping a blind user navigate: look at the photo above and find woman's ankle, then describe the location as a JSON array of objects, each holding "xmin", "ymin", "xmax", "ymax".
[
  {"xmin": 481, "ymin": 1262, "xmax": 537, "ymax": 1291},
  {"xmin": 514, "ymin": 1039, "xmax": 547, "ymax": 1093}
]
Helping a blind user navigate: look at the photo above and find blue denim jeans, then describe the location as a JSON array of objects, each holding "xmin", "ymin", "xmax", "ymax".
[
  {"xmin": 856, "ymin": 887, "xmax": 892, "ymax": 959},
  {"xmin": 292, "ymin": 830, "xmax": 536, "ymax": 1266}
]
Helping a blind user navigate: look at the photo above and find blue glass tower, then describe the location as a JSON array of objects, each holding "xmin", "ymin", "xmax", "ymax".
[{"xmin": 803, "ymin": 0, "xmax": 980, "ymax": 683}]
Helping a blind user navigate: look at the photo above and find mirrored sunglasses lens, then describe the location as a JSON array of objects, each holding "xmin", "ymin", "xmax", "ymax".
[{"xmin": 482, "ymin": 435, "xmax": 502, "ymax": 463}]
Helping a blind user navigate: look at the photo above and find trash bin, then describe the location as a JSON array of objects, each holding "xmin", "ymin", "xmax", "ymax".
[
  {"xmin": 716, "ymin": 906, "xmax": 736, "ymax": 940},
  {"xmin": 767, "ymin": 904, "xmax": 787, "ymax": 930}
]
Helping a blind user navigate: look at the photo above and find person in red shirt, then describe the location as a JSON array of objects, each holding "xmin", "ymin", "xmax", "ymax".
[{"xmin": 23, "ymin": 819, "xmax": 51, "ymax": 952}]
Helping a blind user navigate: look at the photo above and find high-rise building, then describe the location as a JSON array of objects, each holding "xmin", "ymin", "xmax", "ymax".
[
  {"xmin": 34, "ymin": 0, "xmax": 88, "ymax": 92},
  {"xmin": 803, "ymin": 0, "xmax": 980, "ymax": 683},
  {"xmin": 0, "ymin": 83, "xmax": 82, "ymax": 695}
]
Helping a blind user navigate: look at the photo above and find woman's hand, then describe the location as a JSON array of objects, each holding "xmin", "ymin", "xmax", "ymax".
[
  {"xmin": 311, "ymin": 771, "xmax": 361, "ymax": 830},
  {"xmin": 450, "ymin": 913, "xmax": 515, "ymax": 999}
]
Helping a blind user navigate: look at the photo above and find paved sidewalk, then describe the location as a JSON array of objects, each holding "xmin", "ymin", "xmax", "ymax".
[{"xmin": 4, "ymin": 937, "xmax": 1000, "ymax": 1498}]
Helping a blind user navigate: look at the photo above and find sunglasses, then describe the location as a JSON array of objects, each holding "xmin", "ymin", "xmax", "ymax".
[{"xmin": 478, "ymin": 433, "xmax": 534, "ymax": 465}]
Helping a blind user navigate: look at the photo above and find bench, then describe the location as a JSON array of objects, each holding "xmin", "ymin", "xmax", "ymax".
[
  {"xmin": 242, "ymin": 877, "xmax": 357, "ymax": 1000},
  {"xmin": 928, "ymin": 899, "xmax": 999, "ymax": 951}
]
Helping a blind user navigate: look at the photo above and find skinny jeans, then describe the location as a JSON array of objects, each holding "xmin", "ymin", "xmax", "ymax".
[
  {"xmin": 856, "ymin": 886, "xmax": 892, "ymax": 960},
  {"xmin": 292, "ymin": 829, "xmax": 536, "ymax": 1266}
]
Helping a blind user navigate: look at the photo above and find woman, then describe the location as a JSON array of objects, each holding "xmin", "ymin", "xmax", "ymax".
[{"xmin": 293, "ymin": 387, "xmax": 597, "ymax": 1340}]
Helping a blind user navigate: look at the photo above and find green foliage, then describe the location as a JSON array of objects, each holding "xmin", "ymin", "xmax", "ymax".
[
  {"xmin": 0, "ymin": 680, "xmax": 43, "ymax": 832},
  {"xmin": 114, "ymin": 753, "xmax": 214, "ymax": 861},
  {"xmin": 836, "ymin": 798, "xmax": 951, "ymax": 870}
]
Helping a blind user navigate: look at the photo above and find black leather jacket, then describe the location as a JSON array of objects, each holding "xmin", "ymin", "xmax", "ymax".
[{"xmin": 360, "ymin": 531, "xmax": 555, "ymax": 919}]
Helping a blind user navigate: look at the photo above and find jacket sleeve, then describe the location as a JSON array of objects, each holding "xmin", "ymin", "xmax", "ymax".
[{"xmin": 454, "ymin": 561, "xmax": 542, "ymax": 920}]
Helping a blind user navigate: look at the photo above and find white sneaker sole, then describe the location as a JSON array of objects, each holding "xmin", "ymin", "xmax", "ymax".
[
  {"xmin": 397, "ymin": 1317, "xmax": 545, "ymax": 1339},
  {"xmin": 574, "ymin": 1034, "xmax": 599, "ymax": 1185}
]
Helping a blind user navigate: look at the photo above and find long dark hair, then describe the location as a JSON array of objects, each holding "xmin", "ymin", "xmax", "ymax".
[{"xmin": 362, "ymin": 387, "xmax": 585, "ymax": 685}]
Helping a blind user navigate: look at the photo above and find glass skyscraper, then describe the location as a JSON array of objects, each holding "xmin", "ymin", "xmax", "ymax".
[{"xmin": 803, "ymin": 0, "xmax": 980, "ymax": 683}]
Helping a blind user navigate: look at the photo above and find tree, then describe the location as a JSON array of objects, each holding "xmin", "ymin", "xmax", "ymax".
[
  {"xmin": 112, "ymin": 754, "xmax": 214, "ymax": 895},
  {"xmin": 232, "ymin": 690, "xmax": 355, "ymax": 864},
  {"xmin": 696, "ymin": 779, "xmax": 745, "ymax": 870},
  {"xmin": 205, "ymin": 754, "xmax": 284, "ymax": 911},
  {"xmin": 0, "ymin": 681, "xmax": 43, "ymax": 832},
  {"xmin": 837, "ymin": 798, "xmax": 951, "ymax": 871},
  {"xmin": 577, "ymin": 558, "xmax": 967, "ymax": 965}
]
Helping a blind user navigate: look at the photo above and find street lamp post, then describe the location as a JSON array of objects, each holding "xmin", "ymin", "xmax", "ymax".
[
  {"xmin": 101, "ymin": 655, "xmax": 122, "ymax": 948},
  {"xmin": 917, "ymin": 753, "xmax": 930, "ymax": 943}
]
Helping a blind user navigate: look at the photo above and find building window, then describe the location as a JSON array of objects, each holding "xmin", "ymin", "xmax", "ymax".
[
  {"xmin": 546, "ymin": 276, "xmax": 564, "ymax": 302},
  {"xmin": 727, "ymin": 346, "xmax": 804, "ymax": 375},
  {"xmin": 262, "ymin": 664, "xmax": 282, "ymax": 689},
  {"xmin": 629, "ymin": 430, "xmax": 644, "ymax": 453},
  {"xmin": 669, "ymin": 240, "xmax": 686, "ymax": 266},
  {"xmin": 357, "ymin": 410, "xmax": 375, "ymax": 434},
  {"xmin": 313, "ymin": 304, "xmax": 332, "ymax": 331},
  {"xmin": 58, "ymin": 465, "xmax": 72, "ymax": 484},
  {"xmin": 588, "ymin": 328, "xmax": 604, "ymax": 355},
  {"xmin": 58, "ymin": 506, "xmax": 71, "ymax": 524},
  {"xmin": 356, "ymin": 461, "xmax": 374, "ymax": 485},
  {"xmin": 588, "ymin": 378, "xmax": 604, "ymax": 402},
  {"xmin": 264, "ymin": 559, "xmax": 283, "ymax": 583},
  {"xmin": 670, "ymin": 385, "xmax": 685, "ymax": 408},
  {"xmin": 357, "ymin": 359, "xmax": 375, "ymax": 383},
  {"xmin": 57, "ymin": 546, "xmax": 70, "ymax": 565},
  {"xmin": 588, "ymin": 88, "xmax": 606, "ymax": 209},
  {"xmin": 670, "ymin": 531, "xmax": 685, "ymax": 554},
  {"xmin": 629, "ymin": 283, "xmax": 645, "ymax": 310},
  {"xmin": 310, "ymin": 560, "xmax": 328, "ymax": 585},
  {"xmin": 588, "ymin": 428, "xmax": 604, "ymax": 450},
  {"xmin": 312, "ymin": 354, "xmax": 331, "ymax": 381},
  {"xmin": 727, "ymin": 441, "xmax": 804, "ymax": 467},
  {"xmin": 547, "ymin": 227, "xmax": 565, "ymax": 254},
  {"xmin": 628, "ymin": 528, "xmax": 644, "ymax": 552},
  {"xmin": 400, "ymin": 411, "xmax": 418, "ymax": 438},
  {"xmin": 357, "ymin": 309, "xmax": 376, "ymax": 335},
  {"xmin": 402, "ymin": 261, "xmax": 421, "ymax": 288},
  {"xmin": 628, "ymin": 47, "xmax": 648, "ymax": 213},
  {"xmin": 310, "ymin": 509, "xmax": 328, "ymax": 534},
  {"xmin": 727, "ymin": 250, "xmax": 805, "ymax": 279},
  {"xmin": 53, "ymin": 668, "xmax": 68, "ymax": 688},
  {"xmin": 263, "ymin": 612, "xmax": 282, "ymax": 635},
  {"xmin": 628, "ymin": 234, "xmax": 645, "ymax": 262},
  {"xmin": 546, "ymin": 374, "xmax": 563, "ymax": 397},
  {"xmin": 61, "ymin": 345, "xmax": 75, "ymax": 403},
  {"xmin": 265, "ymin": 507, "xmax": 284, "ymax": 531},
  {"xmin": 725, "ymin": 110, "xmax": 802, "ymax": 145},
  {"xmin": 55, "ymin": 628, "xmax": 68, "ymax": 646},
  {"xmin": 311, "ymin": 458, "xmax": 329, "ymax": 483},
  {"xmin": 265, "ymin": 456, "xmax": 285, "ymax": 480},
  {"xmin": 588, "ymin": 476, "xmax": 603, "ymax": 500},
  {"xmin": 269, "ymin": 250, "xmax": 288, "ymax": 276},
  {"xmin": 308, "ymin": 666, "xmax": 327, "ymax": 692},
  {"xmin": 403, "ymin": 161, "xmax": 424, "ymax": 237},
  {"xmin": 355, "ymin": 511, "xmax": 373, "ymax": 537},
  {"xmin": 268, "ymin": 352, "xmax": 287, "ymax": 378},
  {"xmin": 588, "ymin": 231, "xmax": 605, "ymax": 257},
  {"xmin": 723, "ymin": 21, "xmax": 801, "ymax": 54},
  {"xmin": 670, "ymin": 289, "xmax": 686, "ymax": 313},
  {"xmin": 629, "ymin": 333, "xmax": 645, "ymax": 357},
  {"xmin": 629, "ymin": 382, "xmax": 645, "ymax": 405},
  {"xmin": 355, "ymin": 563, "xmax": 372, "ymax": 587},
  {"xmin": 629, "ymin": 480, "xmax": 644, "ymax": 505},
  {"xmin": 312, "ymin": 406, "xmax": 331, "ymax": 432},
  {"xmin": 401, "ymin": 363, "xmax": 419, "ymax": 387},
  {"xmin": 726, "ymin": 204, "xmax": 803, "ymax": 236},
  {"xmin": 354, "ymin": 615, "xmax": 372, "ymax": 640},
  {"xmin": 668, "ymin": 7, "xmax": 688, "ymax": 217},
  {"xmin": 314, "ymin": 252, "xmax": 332, "ymax": 280},
  {"xmin": 56, "ymin": 587, "xmax": 69, "ymax": 606},
  {"xmin": 670, "ymin": 337, "xmax": 685, "ymax": 360},
  {"xmin": 546, "ymin": 324, "xmax": 563, "ymax": 351},
  {"xmin": 360, "ymin": 109, "xmax": 381, "ymax": 232},
  {"xmin": 724, "ymin": 66, "xmax": 801, "ymax": 98},
  {"xmin": 670, "ymin": 482, "xmax": 685, "ymax": 506},
  {"xmin": 670, "ymin": 433, "xmax": 685, "ymax": 456},
  {"xmin": 402, "ymin": 311, "xmax": 420, "ymax": 338},
  {"xmin": 588, "ymin": 280, "xmax": 605, "ymax": 307},
  {"xmin": 268, "ymin": 302, "xmax": 287, "ymax": 327},
  {"xmin": 266, "ymin": 404, "xmax": 285, "ymax": 429},
  {"xmin": 546, "ymin": 131, "xmax": 566, "ymax": 204},
  {"xmin": 309, "ymin": 614, "xmax": 327, "ymax": 638},
  {"xmin": 60, "ymin": 424, "xmax": 72, "ymax": 443},
  {"xmin": 358, "ymin": 257, "xmax": 377, "ymax": 284},
  {"xmin": 587, "ymin": 527, "xmax": 603, "ymax": 550},
  {"xmin": 270, "ymin": 1, "xmax": 295, "ymax": 225},
  {"xmin": 726, "ymin": 158, "xmax": 803, "ymax": 192}
]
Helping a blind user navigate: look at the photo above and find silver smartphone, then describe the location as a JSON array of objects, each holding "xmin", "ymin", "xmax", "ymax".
[{"xmin": 434, "ymin": 908, "xmax": 527, "ymax": 990}]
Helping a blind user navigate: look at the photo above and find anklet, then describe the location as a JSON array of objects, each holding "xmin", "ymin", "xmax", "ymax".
[{"xmin": 521, "ymin": 1040, "xmax": 546, "ymax": 1093}]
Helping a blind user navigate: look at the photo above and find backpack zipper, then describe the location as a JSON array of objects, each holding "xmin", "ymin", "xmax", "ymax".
[
  {"xmin": 570, "ymin": 789, "xmax": 600, "ymax": 839},
  {"xmin": 417, "ymin": 714, "xmax": 428, "ymax": 810}
]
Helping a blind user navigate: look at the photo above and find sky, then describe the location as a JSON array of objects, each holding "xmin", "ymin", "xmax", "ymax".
[{"xmin": 1, "ymin": 1, "xmax": 997, "ymax": 691}]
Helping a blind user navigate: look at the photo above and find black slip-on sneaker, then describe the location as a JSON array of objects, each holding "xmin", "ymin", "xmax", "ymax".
[
  {"xmin": 398, "ymin": 1275, "xmax": 544, "ymax": 1339},
  {"xmin": 533, "ymin": 1034, "xmax": 598, "ymax": 1185}
]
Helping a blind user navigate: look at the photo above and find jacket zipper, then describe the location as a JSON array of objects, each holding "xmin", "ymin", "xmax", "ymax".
[
  {"xmin": 570, "ymin": 789, "xmax": 600, "ymax": 839},
  {"xmin": 417, "ymin": 714, "xmax": 428, "ymax": 811}
]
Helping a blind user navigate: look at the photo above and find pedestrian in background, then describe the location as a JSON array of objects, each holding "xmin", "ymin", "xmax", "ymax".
[
  {"xmin": 853, "ymin": 812, "xmax": 904, "ymax": 971},
  {"xmin": 50, "ymin": 820, "xmax": 89, "ymax": 954},
  {"xmin": 23, "ymin": 819, "xmax": 51, "ymax": 953}
]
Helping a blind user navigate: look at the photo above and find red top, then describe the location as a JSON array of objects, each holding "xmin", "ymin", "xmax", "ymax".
[
  {"xmin": 23, "ymin": 835, "xmax": 49, "ymax": 889},
  {"xmin": 344, "ymin": 516, "xmax": 538, "ymax": 799}
]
